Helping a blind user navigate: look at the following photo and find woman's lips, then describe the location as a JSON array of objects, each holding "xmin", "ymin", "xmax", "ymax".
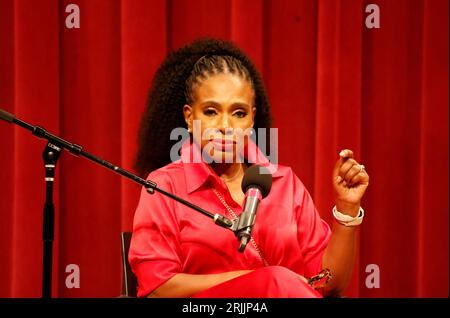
[
  {"xmin": 211, "ymin": 138, "xmax": 236, "ymax": 144},
  {"xmin": 210, "ymin": 138, "xmax": 236, "ymax": 150}
]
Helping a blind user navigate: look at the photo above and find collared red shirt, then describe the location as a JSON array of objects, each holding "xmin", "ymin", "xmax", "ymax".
[{"xmin": 129, "ymin": 138, "xmax": 331, "ymax": 297}]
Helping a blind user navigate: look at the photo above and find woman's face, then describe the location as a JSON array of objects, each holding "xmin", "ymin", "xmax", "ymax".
[{"xmin": 183, "ymin": 72, "xmax": 256, "ymax": 163}]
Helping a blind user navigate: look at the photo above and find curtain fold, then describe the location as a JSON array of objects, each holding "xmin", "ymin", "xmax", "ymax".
[
  {"xmin": 0, "ymin": 0, "xmax": 447, "ymax": 297},
  {"xmin": 314, "ymin": 0, "xmax": 364, "ymax": 297}
]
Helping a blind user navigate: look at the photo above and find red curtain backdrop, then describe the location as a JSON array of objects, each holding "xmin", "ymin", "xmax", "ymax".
[{"xmin": 0, "ymin": 0, "xmax": 448, "ymax": 298}]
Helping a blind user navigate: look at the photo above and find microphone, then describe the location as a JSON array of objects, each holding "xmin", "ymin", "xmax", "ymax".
[{"xmin": 236, "ymin": 165, "xmax": 272, "ymax": 252}]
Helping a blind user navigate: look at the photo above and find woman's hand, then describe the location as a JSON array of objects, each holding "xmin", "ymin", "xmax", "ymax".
[{"xmin": 332, "ymin": 149, "xmax": 369, "ymax": 216}]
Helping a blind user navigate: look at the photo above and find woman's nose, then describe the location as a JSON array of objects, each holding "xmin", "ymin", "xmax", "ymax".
[{"xmin": 218, "ymin": 115, "xmax": 232, "ymax": 134}]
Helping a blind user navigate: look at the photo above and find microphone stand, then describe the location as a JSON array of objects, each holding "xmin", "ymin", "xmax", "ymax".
[
  {"xmin": 42, "ymin": 142, "xmax": 62, "ymax": 299},
  {"xmin": 0, "ymin": 108, "xmax": 235, "ymax": 299}
]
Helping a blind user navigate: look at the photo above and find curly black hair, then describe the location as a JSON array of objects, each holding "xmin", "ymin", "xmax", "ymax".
[{"xmin": 135, "ymin": 38, "xmax": 273, "ymax": 177}]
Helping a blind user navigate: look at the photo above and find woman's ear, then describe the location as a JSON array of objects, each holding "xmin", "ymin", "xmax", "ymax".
[{"xmin": 183, "ymin": 104, "xmax": 193, "ymax": 131}]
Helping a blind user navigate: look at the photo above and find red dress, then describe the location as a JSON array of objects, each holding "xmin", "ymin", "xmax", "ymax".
[{"xmin": 129, "ymin": 139, "xmax": 331, "ymax": 298}]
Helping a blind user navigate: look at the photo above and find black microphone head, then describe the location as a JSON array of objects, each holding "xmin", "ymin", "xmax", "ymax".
[{"xmin": 241, "ymin": 165, "xmax": 273, "ymax": 198}]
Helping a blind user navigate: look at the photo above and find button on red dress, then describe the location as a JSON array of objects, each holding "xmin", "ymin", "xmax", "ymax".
[{"xmin": 129, "ymin": 139, "xmax": 331, "ymax": 298}]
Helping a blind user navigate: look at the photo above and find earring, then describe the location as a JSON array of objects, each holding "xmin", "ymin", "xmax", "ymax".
[{"xmin": 188, "ymin": 127, "xmax": 192, "ymax": 133}]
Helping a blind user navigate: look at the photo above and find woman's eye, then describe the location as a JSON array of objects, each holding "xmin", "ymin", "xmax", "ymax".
[
  {"xmin": 204, "ymin": 109, "xmax": 217, "ymax": 116},
  {"xmin": 233, "ymin": 111, "xmax": 247, "ymax": 118}
]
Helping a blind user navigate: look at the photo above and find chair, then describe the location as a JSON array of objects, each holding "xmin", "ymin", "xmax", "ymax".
[{"xmin": 120, "ymin": 231, "xmax": 138, "ymax": 297}]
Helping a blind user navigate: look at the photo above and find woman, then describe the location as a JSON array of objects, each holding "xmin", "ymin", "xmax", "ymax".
[{"xmin": 129, "ymin": 38, "xmax": 369, "ymax": 298}]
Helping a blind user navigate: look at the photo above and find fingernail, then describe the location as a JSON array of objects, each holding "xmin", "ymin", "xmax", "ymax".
[
  {"xmin": 339, "ymin": 150, "xmax": 346, "ymax": 158},
  {"xmin": 336, "ymin": 176, "xmax": 343, "ymax": 183}
]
